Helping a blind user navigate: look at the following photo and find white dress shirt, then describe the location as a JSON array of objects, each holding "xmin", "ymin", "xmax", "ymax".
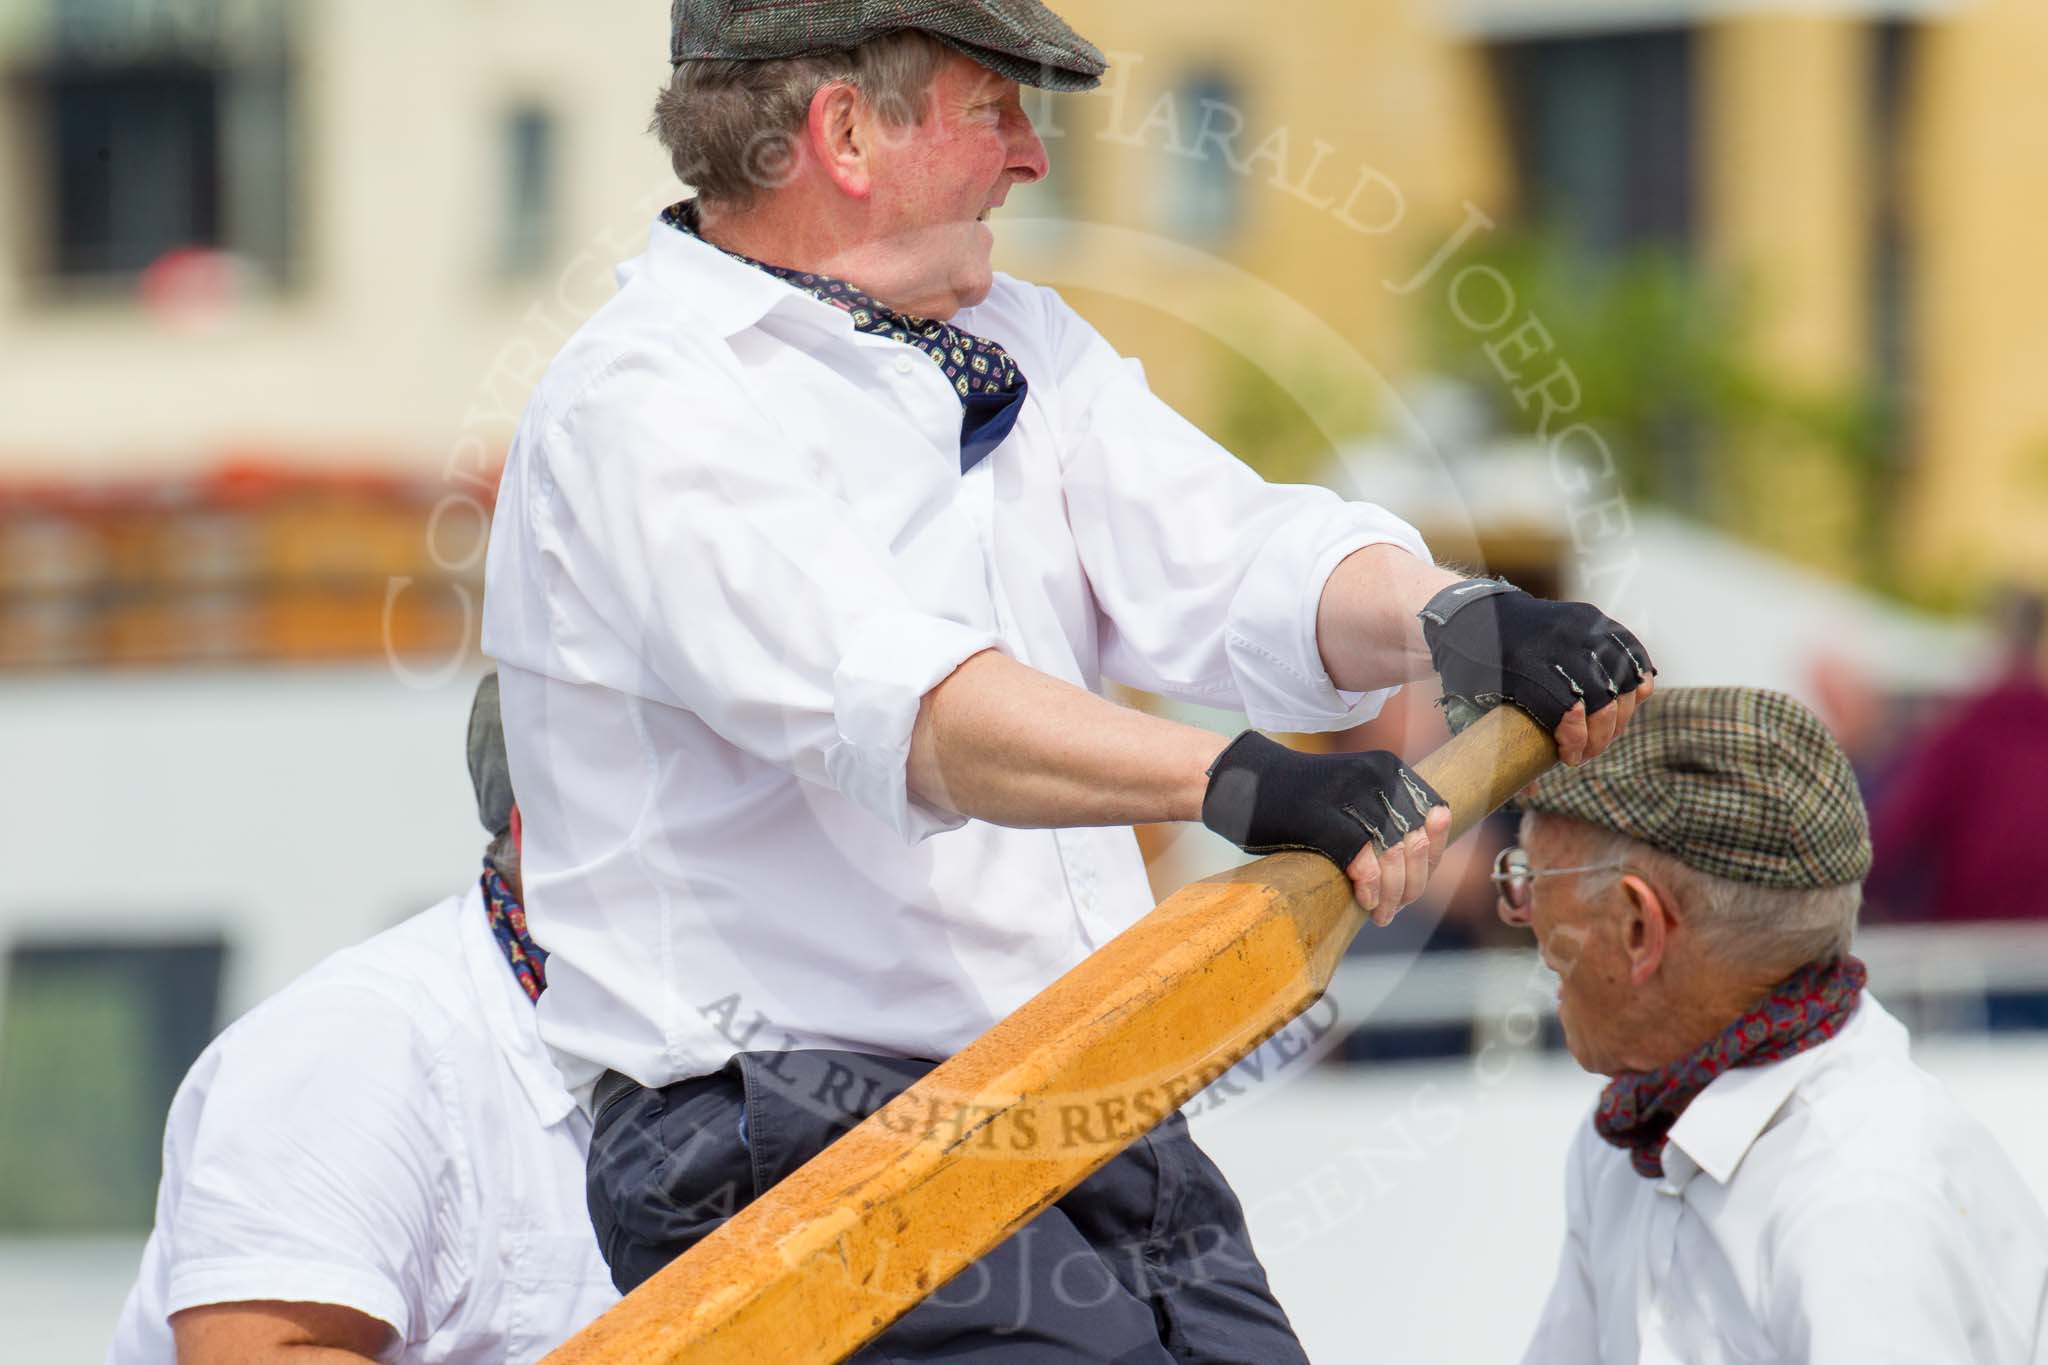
[
  {"xmin": 108, "ymin": 886, "xmax": 618, "ymax": 1364},
  {"xmin": 481, "ymin": 214, "xmax": 1430, "ymax": 1097},
  {"xmin": 1523, "ymin": 995, "xmax": 2048, "ymax": 1364}
]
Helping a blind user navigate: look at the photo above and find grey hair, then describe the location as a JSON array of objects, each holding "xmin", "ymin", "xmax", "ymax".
[
  {"xmin": 650, "ymin": 30, "xmax": 947, "ymax": 209},
  {"xmin": 1532, "ymin": 813, "xmax": 1861, "ymax": 971}
]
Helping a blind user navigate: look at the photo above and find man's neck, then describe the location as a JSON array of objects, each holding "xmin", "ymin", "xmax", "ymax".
[
  {"xmin": 701, "ymin": 198, "xmax": 853, "ymax": 280},
  {"xmin": 697, "ymin": 198, "xmax": 944, "ymax": 318},
  {"xmin": 1630, "ymin": 958, "xmax": 1806, "ymax": 1072}
]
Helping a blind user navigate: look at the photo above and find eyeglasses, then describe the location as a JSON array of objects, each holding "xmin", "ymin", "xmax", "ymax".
[{"xmin": 1490, "ymin": 846, "xmax": 1629, "ymax": 912}]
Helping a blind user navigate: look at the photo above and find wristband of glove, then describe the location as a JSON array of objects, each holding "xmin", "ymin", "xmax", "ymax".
[
  {"xmin": 1201, "ymin": 731, "xmax": 1445, "ymax": 871},
  {"xmin": 1419, "ymin": 577, "xmax": 1654, "ymax": 732}
]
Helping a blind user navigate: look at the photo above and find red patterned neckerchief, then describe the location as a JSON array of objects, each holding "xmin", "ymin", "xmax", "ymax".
[
  {"xmin": 481, "ymin": 861, "xmax": 547, "ymax": 1005},
  {"xmin": 1595, "ymin": 954, "xmax": 1867, "ymax": 1178}
]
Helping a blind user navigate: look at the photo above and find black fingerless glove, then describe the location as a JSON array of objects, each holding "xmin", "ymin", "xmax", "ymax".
[
  {"xmin": 1419, "ymin": 578, "xmax": 1654, "ymax": 732},
  {"xmin": 1201, "ymin": 731, "xmax": 1445, "ymax": 870}
]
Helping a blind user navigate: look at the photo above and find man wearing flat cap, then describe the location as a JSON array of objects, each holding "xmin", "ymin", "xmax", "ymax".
[
  {"xmin": 483, "ymin": 2, "xmax": 1653, "ymax": 1356},
  {"xmin": 1499, "ymin": 686, "xmax": 2048, "ymax": 1363},
  {"xmin": 111, "ymin": 674, "xmax": 614, "ymax": 1364}
]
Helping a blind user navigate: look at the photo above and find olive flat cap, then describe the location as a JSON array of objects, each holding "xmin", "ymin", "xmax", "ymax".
[
  {"xmin": 670, "ymin": 0, "xmax": 1108, "ymax": 92},
  {"xmin": 1520, "ymin": 686, "xmax": 1873, "ymax": 890}
]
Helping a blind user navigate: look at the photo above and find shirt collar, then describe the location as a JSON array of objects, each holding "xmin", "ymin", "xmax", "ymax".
[
  {"xmin": 631, "ymin": 209, "xmax": 862, "ymax": 341},
  {"xmin": 455, "ymin": 880, "xmax": 578, "ymax": 1129},
  {"xmin": 1663, "ymin": 995, "xmax": 1883, "ymax": 1186}
]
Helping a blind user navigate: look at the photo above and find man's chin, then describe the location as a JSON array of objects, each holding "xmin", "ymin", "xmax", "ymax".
[
  {"xmin": 939, "ymin": 253, "xmax": 995, "ymax": 313},
  {"xmin": 957, "ymin": 269, "xmax": 995, "ymax": 310},
  {"xmin": 1557, "ymin": 1010, "xmax": 1605, "ymax": 1075}
]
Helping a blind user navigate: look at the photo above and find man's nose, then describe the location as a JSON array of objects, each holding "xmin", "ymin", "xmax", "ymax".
[{"xmin": 1005, "ymin": 108, "xmax": 1049, "ymax": 184}]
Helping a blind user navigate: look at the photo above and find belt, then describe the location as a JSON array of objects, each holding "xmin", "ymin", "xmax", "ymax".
[{"xmin": 592, "ymin": 1068, "xmax": 644, "ymax": 1126}]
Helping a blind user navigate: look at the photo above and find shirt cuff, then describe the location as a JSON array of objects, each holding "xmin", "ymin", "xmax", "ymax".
[
  {"xmin": 828, "ymin": 612, "xmax": 1002, "ymax": 844},
  {"xmin": 165, "ymin": 1256, "xmax": 412, "ymax": 1342},
  {"xmin": 1224, "ymin": 506, "xmax": 1432, "ymax": 733}
]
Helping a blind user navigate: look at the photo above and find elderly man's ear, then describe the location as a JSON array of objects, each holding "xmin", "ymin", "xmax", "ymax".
[
  {"xmin": 1617, "ymin": 873, "xmax": 1675, "ymax": 987},
  {"xmin": 807, "ymin": 83, "xmax": 876, "ymax": 198}
]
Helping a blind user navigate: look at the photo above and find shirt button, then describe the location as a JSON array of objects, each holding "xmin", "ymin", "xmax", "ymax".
[{"xmin": 894, "ymin": 356, "xmax": 915, "ymax": 375}]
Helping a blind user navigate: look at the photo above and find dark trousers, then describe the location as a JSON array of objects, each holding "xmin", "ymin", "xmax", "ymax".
[{"xmin": 586, "ymin": 1050, "xmax": 1308, "ymax": 1364}]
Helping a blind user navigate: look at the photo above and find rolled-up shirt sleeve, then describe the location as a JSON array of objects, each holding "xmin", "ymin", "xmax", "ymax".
[
  {"xmin": 155, "ymin": 987, "xmax": 464, "ymax": 1341},
  {"xmin": 830, "ymin": 610, "xmax": 1003, "ymax": 839},
  {"xmin": 1036, "ymin": 288, "xmax": 1430, "ymax": 732},
  {"xmin": 516, "ymin": 351, "xmax": 1000, "ymax": 843}
]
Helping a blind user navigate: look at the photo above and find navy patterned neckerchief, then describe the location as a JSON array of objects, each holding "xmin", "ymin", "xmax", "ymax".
[
  {"xmin": 481, "ymin": 860, "xmax": 547, "ymax": 1005},
  {"xmin": 1595, "ymin": 955, "xmax": 1866, "ymax": 1178},
  {"xmin": 661, "ymin": 200, "xmax": 1026, "ymax": 473}
]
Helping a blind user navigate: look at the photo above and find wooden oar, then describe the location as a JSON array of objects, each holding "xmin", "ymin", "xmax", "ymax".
[{"xmin": 548, "ymin": 704, "xmax": 1556, "ymax": 1365}]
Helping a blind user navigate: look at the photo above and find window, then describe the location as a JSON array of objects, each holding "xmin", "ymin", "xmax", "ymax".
[
  {"xmin": 500, "ymin": 106, "xmax": 558, "ymax": 279},
  {"xmin": 1164, "ymin": 70, "xmax": 1245, "ymax": 247},
  {"xmin": 23, "ymin": 1, "xmax": 295, "ymax": 289},
  {"xmin": 0, "ymin": 938, "xmax": 227, "ymax": 1232},
  {"xmin": 1494, "ymin": 31, "xmax": 1696, "ymax": 254},
  {"xmin": 48, "ymin": 63, "xmax": 222, "ymax": 278}
]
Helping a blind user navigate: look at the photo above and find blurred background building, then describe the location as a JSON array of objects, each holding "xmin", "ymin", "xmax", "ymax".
[
  {"xmin": 4, "ymin": 1, "xmax": 2047, "ymax": 1359},
  {"xmin": 1023, "ymin": 0, "xmax": 2048, "ymax": 597}
]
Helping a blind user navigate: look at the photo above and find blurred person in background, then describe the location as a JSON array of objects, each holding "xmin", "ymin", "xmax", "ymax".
[
  {"xmin": 108, "ymin": 673, "xmax": 615, "ymax": 1364},
  {"xmin": 1867, "ymin": 588, "xmax": 2048, "ymax": 930},
  {"xmin": 483, "ymin": 0, "xmax": 1652, "ymax": 1356},
  {"xmin": 1499, "ymin": 686, "xmax": 2048, "ymax": 1364}
]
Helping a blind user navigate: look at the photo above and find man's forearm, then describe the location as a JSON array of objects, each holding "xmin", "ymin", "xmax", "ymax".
[
  {"xmin": 1314, "ymin": 544, "xmax": 1463, "ymax": 693},
  {"xmin": 908, "ymin": 540, "xmax": 1455, "ymax": 830},
  {"xmin": 908, "ymin": 650, "xmax": 1228, "ymax": 829},
  {"xmin": 172, "ymin": 1302, "xmax": 392, "ymax": 1364}
]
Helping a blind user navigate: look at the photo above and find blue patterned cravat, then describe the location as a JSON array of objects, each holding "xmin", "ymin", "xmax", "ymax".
[
  {"xmin": 481, "ymin": 860, "xmax": 547, "ymax": 1004},
  {"xmin": 662, "ymin": 200, "xmax": 1026, "ymax": 473}
]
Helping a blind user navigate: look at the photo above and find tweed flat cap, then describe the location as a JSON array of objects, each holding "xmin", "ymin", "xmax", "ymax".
[
  {"xmin": 467, "ymin": 671, "xmax": 514, "ymax": 837},
  {"xmin": 1519, "ymin": 686, "xmax": 1872, "ymax": 889},
  {"xmin": 670, "ymin": 0, "xmax": 1108, "ymax": 92}
]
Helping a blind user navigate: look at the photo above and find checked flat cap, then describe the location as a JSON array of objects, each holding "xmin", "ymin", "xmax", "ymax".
[
  {"xmin": 1519, "ymin": 686, "xmax": 1873, "ymax": 890},
  {"xmin": 671, "ymin": 0, "xmax": 1108, "ymax": 92}
]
